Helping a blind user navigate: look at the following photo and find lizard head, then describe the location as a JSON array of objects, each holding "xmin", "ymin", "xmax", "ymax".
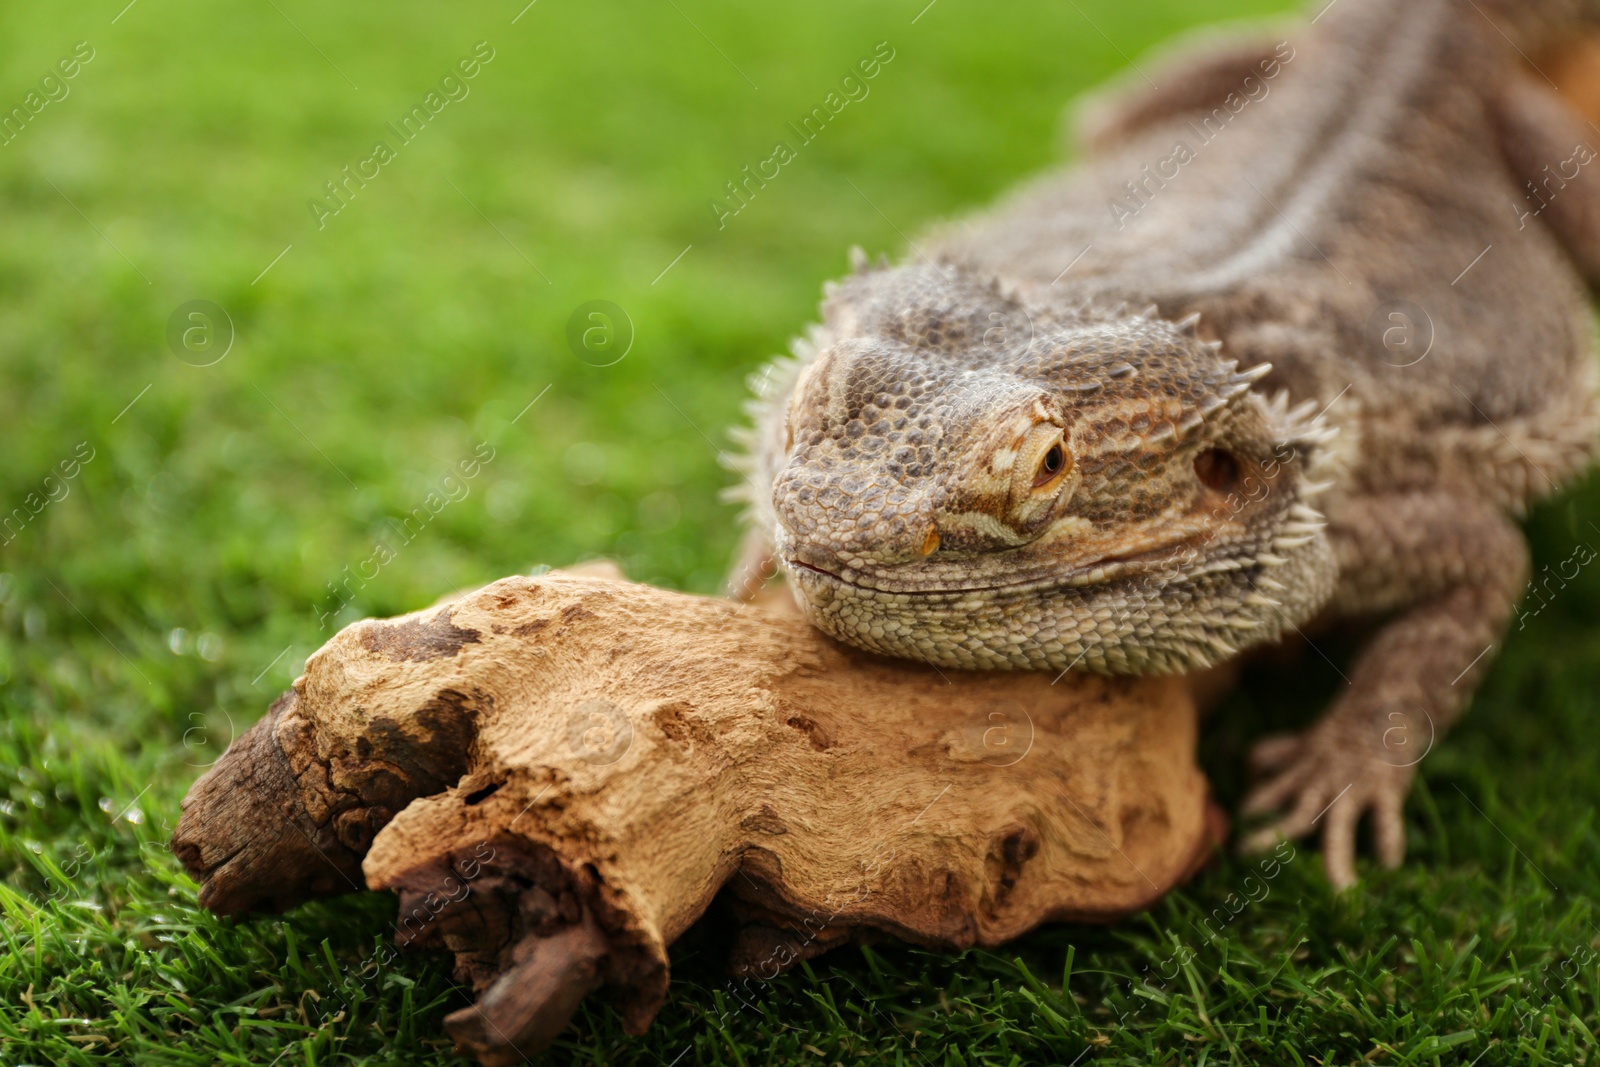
[{"xmin": 743, "ymin": 262, "xmax": 1338, "ymax": 673}]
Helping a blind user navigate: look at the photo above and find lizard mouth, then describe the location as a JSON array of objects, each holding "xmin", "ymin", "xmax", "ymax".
[
  {"xmin": 787, "ymin": 559, "xmax": 841, "ymax": 580},
  {"xmin": 784, "ymin": 536, "xmax": 1206, "ymax": 597}
]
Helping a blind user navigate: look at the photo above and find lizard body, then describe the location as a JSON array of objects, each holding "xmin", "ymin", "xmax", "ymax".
[{"xmin": 730, "ymin": 0, "xmax": 1600, "ymax": 886}]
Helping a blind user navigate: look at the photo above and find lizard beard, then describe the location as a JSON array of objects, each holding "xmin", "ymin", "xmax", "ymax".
[{"xmin": 781, "ymin": 517, "xmax": 1338, "ymax": 674}]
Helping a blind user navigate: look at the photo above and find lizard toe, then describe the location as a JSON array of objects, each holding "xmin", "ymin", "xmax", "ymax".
[
  {"xmin": 1373, "ymin": 787, "xmax": 1407, "ymax": 869},
  {"xmin": 1247, "ymin": 731, "xmax": 1305, "ymax": 774},
  {"xmin": 1320, "ymin": 791, "xmax": 1362, "ymax": 890},
  {"xmin": 1240, "ymin": 757, "xmax": 1314, "ymax": 817},
  {"xmin": 1239, "ymin": 776, "xmax": 1330, "ymax": 853}
]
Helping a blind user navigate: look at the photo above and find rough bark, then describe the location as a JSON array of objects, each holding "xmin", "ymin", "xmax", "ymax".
[{"xmin": 173, "ymin": 573, "xmax": 1219, "ymax": 1064}]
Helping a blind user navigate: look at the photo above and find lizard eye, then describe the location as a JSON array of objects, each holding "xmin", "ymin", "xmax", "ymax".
[
  {"xmin": 1194, "ymin": 448, "xmax": 1241, "ymax": 493},
  {"xmin": 1034, "ymin": 444, "xmax": 1064, "ymax": 486},
  {"xmin": 1009, "ymin": 424, "xmax": 1072, "ymax": 524},
  {"xmin": 1031, "ymin": 440, "xmax": 1070, "ymax": 491}
]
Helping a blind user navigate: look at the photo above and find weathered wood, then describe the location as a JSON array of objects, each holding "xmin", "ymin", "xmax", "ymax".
[{"xmin": 174, "ymin": 573, "xmax": 1218, "ymax": 1063}]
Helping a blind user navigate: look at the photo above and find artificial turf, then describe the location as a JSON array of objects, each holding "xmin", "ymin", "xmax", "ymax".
[{"xmin": 2, "ymin": 0, "xmax": 1599, "ymax": 1063}]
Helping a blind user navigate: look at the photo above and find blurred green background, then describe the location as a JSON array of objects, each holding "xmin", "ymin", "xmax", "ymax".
[{"xmin": 4, "ymin": 0, "xmax": 1600, "ymax": 1064}]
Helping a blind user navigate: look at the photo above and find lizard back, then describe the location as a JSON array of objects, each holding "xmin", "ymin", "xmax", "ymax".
[{"xmin": 928, "ymin": 0, "xmax": 1600, "ymax": 506}]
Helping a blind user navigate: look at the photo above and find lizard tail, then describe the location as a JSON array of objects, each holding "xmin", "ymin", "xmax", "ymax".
[
  {"xmin": 1470, "ymin": 0, "xmax": 1600, "ymax": 68},
  {"xmin": 1470, "ymin": 0, "xmax": 1600, "ymax": 47},
  {"xmin": 1467, "ymin": 0, "xmax": 1600, "ymax": 133}
]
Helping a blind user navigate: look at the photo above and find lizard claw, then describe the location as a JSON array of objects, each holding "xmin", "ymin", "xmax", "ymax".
[{"xmin": 1240, "ymin": 728, "xmax": 1412, "ymax": 890}]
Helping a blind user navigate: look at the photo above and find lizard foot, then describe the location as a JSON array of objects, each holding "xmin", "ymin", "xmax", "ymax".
[{"xmin": 1239, "ymin": 728, "xmax": 1412, "ymax": 890}]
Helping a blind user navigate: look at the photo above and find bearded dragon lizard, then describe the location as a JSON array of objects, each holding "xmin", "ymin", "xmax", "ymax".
[{"xmin": 729, "ymin": 0, "xmax": 1600, "ymax": 887}]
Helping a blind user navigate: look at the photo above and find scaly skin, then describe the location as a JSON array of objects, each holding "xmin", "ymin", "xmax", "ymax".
[{"xmin": 729, "ymin": 0, "xmax": 1600, "ymax": 888}]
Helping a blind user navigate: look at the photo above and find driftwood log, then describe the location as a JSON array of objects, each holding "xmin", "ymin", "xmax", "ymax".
[{"xmin": 172, "ymin": 572, "xmax": 1221, "ymax": 1064}]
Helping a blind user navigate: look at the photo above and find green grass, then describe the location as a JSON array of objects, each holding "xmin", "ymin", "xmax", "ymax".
[{"xmin": 2, "ymin": 0, "xmax": 1599, "ymax": 1063}]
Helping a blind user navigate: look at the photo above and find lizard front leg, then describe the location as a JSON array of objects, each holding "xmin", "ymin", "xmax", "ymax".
[{"xmin": 1241, "ymin": 492, "xmax": 1528, "ymax": 888}]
